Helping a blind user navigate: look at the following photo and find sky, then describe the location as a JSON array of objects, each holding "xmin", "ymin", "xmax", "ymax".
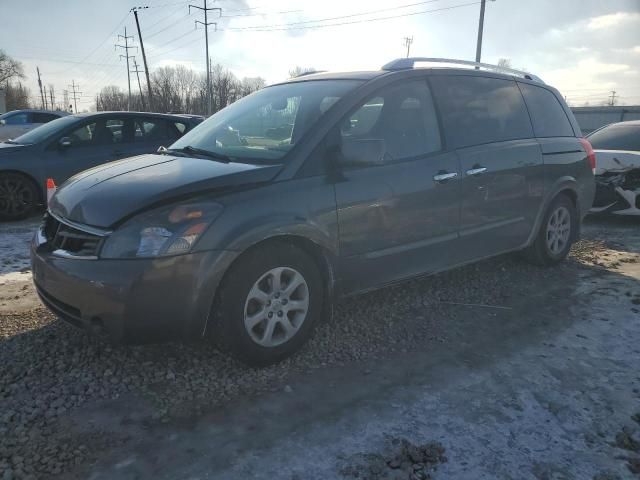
[{"xmin": 1, "ymin": 0, "xmax": 639, "ymax": 111}]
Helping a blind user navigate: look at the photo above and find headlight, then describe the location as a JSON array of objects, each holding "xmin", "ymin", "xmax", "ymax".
[{"xmin": 100, "ymin": 201, "xmax": 223, "ymax": 259}]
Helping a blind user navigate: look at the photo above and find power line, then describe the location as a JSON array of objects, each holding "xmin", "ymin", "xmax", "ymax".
[
  {"xmin": 227, "ymin": 0, "xmax": 443, "ymax": 30},
  {"xmin": 132, "ymin": 6, "xmax": 155, "ymax": 111},
  {"xmin": 223, "ymin": 1, "xmax": 481, "ymax": 32},
  {"xmin": 189, "ymin": 0, "xmax": 221, "ymax": 115},
  {"xmin": 403, "ymin": 36, "xmax": 414, "ymax": 58},
  {"xmin": 131, "ymin": 58, "xmax": 147, "ymax": 110},
  {"xmin": 115, "ymin": 26, "xmax": 137, "ymax": 111},
  {"xmin": 68, "ymin": 80, "xmax": 81, "ymax": 113}
]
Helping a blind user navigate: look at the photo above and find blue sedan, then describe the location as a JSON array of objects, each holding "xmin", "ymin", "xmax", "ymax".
[{"xmin": 0, "ymin": 111, "xmax": 203, "ymax": 220}]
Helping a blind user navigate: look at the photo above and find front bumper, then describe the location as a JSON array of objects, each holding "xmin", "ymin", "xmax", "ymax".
[{"xmin": 31, "ymin": 228, "xmax": 238, "ymax": 343}]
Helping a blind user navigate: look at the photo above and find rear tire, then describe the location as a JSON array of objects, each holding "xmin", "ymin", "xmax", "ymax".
[
  {"xmin": 0, "ymin": 173, "xmax": 39, "ymax": 221},
  {"xmin": 211, "ymin": 242, "xmax": 324, "ymax": 367},
  {"xmin": 524, "ymin": 194, "xmax": 577, "ymax": 266}
]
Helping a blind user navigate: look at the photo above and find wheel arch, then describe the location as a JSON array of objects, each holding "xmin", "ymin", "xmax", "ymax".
[
  {"xmin": 204, "ymin": 233, "xmax": 337, "ymax": 336},
  {"xmin": 527, "ymin": 178, "xmax": 581, "ymax": 247}
]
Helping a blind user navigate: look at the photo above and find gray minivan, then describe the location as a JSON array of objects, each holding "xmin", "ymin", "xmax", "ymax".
[{"xmin": 31, "ymin": 58, "xmax": 596, "ymax": 366}]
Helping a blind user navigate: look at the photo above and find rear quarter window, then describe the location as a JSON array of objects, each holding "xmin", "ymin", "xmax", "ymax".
[
  {"xmin": 430, "ymin": 75, "xmax": 533, "ymax": 148},
  {"xmin": 588, "ymin": 124, "xmax": 640, "ymax": 151},
  {"xmin": 518, "ymin": 83, "xmax": 574, "ymax": 138},
  {"xmin": 32, "ymin": 113, "xmax": 60, "ymax": 123}
]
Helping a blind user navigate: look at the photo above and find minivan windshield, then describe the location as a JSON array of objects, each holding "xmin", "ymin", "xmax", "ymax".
[
  {"xmin": 169, "ymin": 79, "xmax": 363, "ymax": 162},
  {"xmin": 9, "ymin": 115, "xmax": 79, "ymax": 145}
]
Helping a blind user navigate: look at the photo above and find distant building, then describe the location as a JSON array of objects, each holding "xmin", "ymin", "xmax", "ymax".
[{"xmin": 571, "ymin": 105, "xmax": 640, "ymax": 134}]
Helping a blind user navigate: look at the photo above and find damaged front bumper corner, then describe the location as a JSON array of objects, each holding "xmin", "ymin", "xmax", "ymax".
[{"xmin": 590, "ymin": 153, "xmax": 640, "ymax": 216}]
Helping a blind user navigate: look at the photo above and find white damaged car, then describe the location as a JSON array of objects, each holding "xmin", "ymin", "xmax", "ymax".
[{"xmin": 588, "ymin": 120, "xmax": 640, "ymax": 216}]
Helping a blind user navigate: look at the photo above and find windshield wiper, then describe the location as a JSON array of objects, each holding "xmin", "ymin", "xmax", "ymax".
[
  {"xmin": 3, "ymin": 140, "xmax": 21, "ymax": 145},
  {"xmin": 166, "ymin": 146, "xmax": 231, "ymax": 163}
]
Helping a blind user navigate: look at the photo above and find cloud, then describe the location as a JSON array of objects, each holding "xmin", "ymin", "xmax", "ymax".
[
  {"xmin": 587, "ymin": 11, "xmax": 640, "ymax": 30},
  {"xmin": 567, "ymin": 46, "xmax": 589, "ymax": 53}
]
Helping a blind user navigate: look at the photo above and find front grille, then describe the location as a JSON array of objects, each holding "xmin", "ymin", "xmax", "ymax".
[{"xmin": 42, "ymin": 213, "xmax": 104, "ymax": 258}]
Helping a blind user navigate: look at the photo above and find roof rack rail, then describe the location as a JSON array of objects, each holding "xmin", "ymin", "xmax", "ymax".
[{"xmin": 381, "ymin": 57, "xmax": 544, "ymax": 84}]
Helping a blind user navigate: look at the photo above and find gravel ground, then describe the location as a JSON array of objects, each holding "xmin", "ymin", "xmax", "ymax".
[{"xmin": 0, "ymin": 217, "xmax": 639, "ymax": 479}]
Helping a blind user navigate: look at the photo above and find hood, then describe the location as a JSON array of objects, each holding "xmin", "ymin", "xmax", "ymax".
[{"xmin": 49, "ymin": 154, "xmax": 282, "ymax": 227}]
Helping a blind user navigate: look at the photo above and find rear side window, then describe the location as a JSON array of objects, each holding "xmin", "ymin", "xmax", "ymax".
[
  {"xmin": 134, "ymin": 118, "xmax": 167, "ymax": 142},
  {"xmin": 588, "ymin": 124, "xmax": 640, "ymax": 151},
  {"xmin": 32, "ymin": 113, "xmax": 60, "ymax": 123},
  {"xmin": 430, "ymin": 75, "xmax": 533, "ymax": 148},
  {"xmin": 519, "ymin": 83, "xmax": 574, "ymax": 138}
]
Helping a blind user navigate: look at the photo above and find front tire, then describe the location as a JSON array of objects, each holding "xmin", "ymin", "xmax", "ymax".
[
  {"xmin": 211, "ymin": 243, "xmax": 325, "ymax": 366},
  {"xmin": 0, "ymin": 173, "xmax": 39, "ymax": 221},
  {"xmin": 524, "ymin": 194, "xmax": 577, "ymax": 265}
]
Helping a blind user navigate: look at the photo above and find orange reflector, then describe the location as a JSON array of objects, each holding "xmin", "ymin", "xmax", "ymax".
[{"xmin": 46, "ymin": 178, "xmax": 57, "ymax": 204}]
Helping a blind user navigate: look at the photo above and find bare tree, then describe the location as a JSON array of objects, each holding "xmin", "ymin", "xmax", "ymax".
[
  {"xmin": 4, "ymin": 82, "xmax": 31, "ymax": 110},
  {"xmin": 238, "ymin": 77, "xmax": 266, "ymax": 97},
  {"xmin": 497, "ymin": 58, "xmax": 512, "ymax": 68},
  {"xmin": 96, "ymin": 64, "xmax": 265, "ymax": 115},
  {"xmin": 288, "ymin": 66, "xmax": 316, "ymax": 78},
  {"xmin": 0, "ymin": 50, "xmax": 24, "ymax": 84},
  {"xmin": 97, "ymin": 86, "xmax": 128, "ymax": 111},
  {"xmin": 211, "ymin": 63, "xmax": 238, "ymax": 111}
]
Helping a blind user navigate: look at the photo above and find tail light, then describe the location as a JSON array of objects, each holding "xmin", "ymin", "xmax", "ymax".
[{"xmin": 579, "ymin": 138, "xmax": 596, "ymax": 175}]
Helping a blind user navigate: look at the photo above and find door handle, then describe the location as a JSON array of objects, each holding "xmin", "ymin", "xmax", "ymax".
[
  {"xmin": 466, "ymin": 167, "xmax": 487, "ymax": 176},
  {"xmin": 433, "ymin": 172, "xmax": 458, "ymax": 182}
]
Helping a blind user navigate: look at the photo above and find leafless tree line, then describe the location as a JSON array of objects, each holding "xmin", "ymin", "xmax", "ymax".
[
  {"xmin": 96, "ymin": 64, "xmax": 266, "ymax": 115},
  {"xmin": 1, "ymin": 49, "xmax": 32, "ymax": 111}
]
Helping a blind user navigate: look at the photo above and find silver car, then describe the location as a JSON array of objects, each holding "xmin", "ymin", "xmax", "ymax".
[{"xmin": 0, "ymin": 109, "xmax": 69, "ymax": 142}]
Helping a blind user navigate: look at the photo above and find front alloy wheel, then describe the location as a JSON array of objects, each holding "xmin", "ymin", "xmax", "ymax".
[
  {"xmin": 212, "ymin": 243, "xmax": 324, "ymax": 366},
  {"xmin": 244, "ymin": 267, "xmax": 310, "ymax": 347}
]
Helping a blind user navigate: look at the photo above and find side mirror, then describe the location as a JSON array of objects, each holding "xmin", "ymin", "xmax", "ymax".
[
  {"xmin": 58, "ymin": 137, "xmax": 72, "ymax": 148},
  {"xmin": 339, "ymin": 138, "xmax": 387, "ymax": 167}
]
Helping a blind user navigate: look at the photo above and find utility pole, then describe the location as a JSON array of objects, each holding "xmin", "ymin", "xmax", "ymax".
[
  {"xmin": 131, "ymin": 58, "xmax": 146, "ymax": 111},
  {"xmin": 608, "ymin": 90, "xmax": 617, "ymax": 106},
  {"xmin": 49, "ymin": 85, "xmax": 55, "ymax": 110},
  {"xmin": 116, "ymin": 26, "xmax": 136, "ymax": 111},
  {"xmin": 475, "ymin": 0, "xmax": 487, "ymax": 64},
  {"xmin": 36, "ymin": 67, "xmax": 45, "ymax": 109},
  {"xmin": 68, "ymin": 80, "xmax": 81, "ymax": 113},
  {"xmin": 403, "ymin": 36, "xmax": 414, "ymax": 58},
  {"xmin": 189, "ymin": 0, "xmax": 221, "ymax": 116},
  {"xmin": 63, "ymin": 90, "xmax": 69, "ymax": 112},
  {"xmin": 131, "ymin": 6, "xmax": 154, "ymax": 110}
]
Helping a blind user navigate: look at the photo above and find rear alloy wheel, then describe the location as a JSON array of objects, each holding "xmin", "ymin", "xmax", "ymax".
[
  {"xmin": 524, "ymin": 194, "xmax": 577, "ymax": 265},
  {"xmin": 0, "ymin": 173, "xmax": 39, "ymax": 221},
  {"xmin": 545, "ymin": 205, "xmax": 571, "ymax": 256},
  {"xmin": 212, "ymin": 243, "xmax": 324, "ymax": 366}
]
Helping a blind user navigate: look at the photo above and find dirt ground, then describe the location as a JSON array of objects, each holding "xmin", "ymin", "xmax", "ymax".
[{"xmin": 1, "ymin": 216, "xmax": 639, "ymax": 480}]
